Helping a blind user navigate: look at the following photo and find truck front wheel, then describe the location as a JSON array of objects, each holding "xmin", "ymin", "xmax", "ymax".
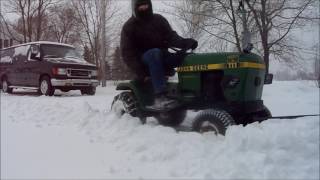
[
  {"xmin": 39, "ymin": 76, "xmax": 55, "ymax": 96},
  {"xmin": 1, "ymin": 78, "xmax": 13, "ymax": 93}
]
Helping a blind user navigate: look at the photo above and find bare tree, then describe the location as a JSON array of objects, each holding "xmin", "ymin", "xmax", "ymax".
[
  {"xmin": 167, "ymin": 0, "xmax": 253, "ymax": 52},
  {"xmin": 34, "ymin": 0, "xmax": 53, "ymax": 41},
  {"xmin": 245, "ymin": 0, "xmax": 317, "ymax": 75},
  {"xmin": 0, "ymin": 15, "xmax": 23, "ymax": 43},
  {"xmin": 44, "ymin": 2, "xmax": 81, "ymax": 44},
  {"xmin": 71, "ymin": 0, "xmax": 118, "ymax": 85},
  {"xmin": 172, "ymin": 1, "xmax": 207, "ymax": 40},
  {"xmin": 100, "ymin": 0, "xmax": 107, "ymax": 87},
  {"xmin": 171, "ymin": 0, "xmax": 317, "ymax": 79},
  {"xmin": 3, "ymin": 0, "xmax": 54, "ymax": 42},
  {"xmin": 72, "ymin": 0, "xmax": 100, "ymax": 67},
  {"xmin": 313, "ymin": 43, "xmax": 320, "ymax": 87}
]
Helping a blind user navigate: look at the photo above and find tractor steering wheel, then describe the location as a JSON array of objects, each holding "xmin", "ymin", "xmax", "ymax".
[{"xmin": 169, "ymin": 47, "xmax": 194, "ymax": 55}]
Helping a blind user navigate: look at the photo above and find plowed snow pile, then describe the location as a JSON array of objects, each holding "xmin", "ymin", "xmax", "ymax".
[{"xmin": 1, "ymin": 81, "xmax": 319, "ymax": 179}]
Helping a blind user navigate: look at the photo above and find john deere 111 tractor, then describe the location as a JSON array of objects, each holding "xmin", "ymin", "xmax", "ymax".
[{"xmin": 111, "ymin": 50, "xmax": 273, "ymax": 135}]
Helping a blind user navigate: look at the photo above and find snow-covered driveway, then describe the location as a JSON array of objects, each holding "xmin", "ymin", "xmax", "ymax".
[{"xmin": 1, "ymin": 81, "xmax": 319, "ymax": 179}]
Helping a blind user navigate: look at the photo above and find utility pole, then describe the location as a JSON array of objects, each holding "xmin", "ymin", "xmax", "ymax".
[
  {"xmin": 0, "ymin": 0, "xmax": 2, "ymax": 50},
  {"xmin": 100, "ymin": 0, "xmax": 107, "ymax": 87},
  {"xmin": 238, "ymin": 0, "xmax": 253, "ymax": 53},
  {"xmin": 240, "ymin": 0, "xmax": 273, "ymax": 83}
]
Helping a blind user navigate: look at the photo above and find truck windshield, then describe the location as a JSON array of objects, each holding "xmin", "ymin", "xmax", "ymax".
[{"xmin": 41, "ymin": 44, "xmax": 84, "ymax": 61}]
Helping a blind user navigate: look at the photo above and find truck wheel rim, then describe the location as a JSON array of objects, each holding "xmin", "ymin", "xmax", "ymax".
[
  {"xmin": 2, "ymin": 81, "xmax": 8, "ymax": 92},
  {"xmin": 200, "ymin": 120, "xmax": 219, "ymax": 134},
  {"xmin": 40, "ymin": 81, "xmax": 48, "ymax": 94}
]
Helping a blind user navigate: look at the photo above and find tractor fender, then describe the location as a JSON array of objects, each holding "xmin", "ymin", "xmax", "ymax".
[
  {"xmin": 116, "ymin": 82, "xmax": 134, "ymax": 91},
  {"xmin": 115, "ymin": 81, "xmax": 153, "ymax": 109},
  {"xmin": 115, "ymin": 81, "xmax": 142, "ymax": 102}
]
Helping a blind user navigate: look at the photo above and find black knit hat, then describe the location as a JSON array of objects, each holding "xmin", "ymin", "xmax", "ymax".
[{"xmin": 131, "ymin": 0, "xmax": 153, "ymax": 19}]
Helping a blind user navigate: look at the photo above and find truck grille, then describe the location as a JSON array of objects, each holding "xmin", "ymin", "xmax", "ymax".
[{"xmin": 68, "ymin": 69, "xmax": 90, "ymax": 77}]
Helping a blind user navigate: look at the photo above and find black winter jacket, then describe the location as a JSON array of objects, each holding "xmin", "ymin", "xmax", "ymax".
[{"xmin": 120, "ymin": 13, "xmax": 188, "ymax": 78}]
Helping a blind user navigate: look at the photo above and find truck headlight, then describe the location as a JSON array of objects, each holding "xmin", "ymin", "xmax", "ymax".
[
  {"xmin": 52, "ymin": 68, "xmax": 67, "ymax": 75},
  {"xmin": 91, "ymin": 70, "xmax": 98, "ymax": 76}
]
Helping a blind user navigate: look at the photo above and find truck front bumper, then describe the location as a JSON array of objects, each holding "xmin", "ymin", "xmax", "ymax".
[{"xmin": 51, "ymin": 78, "xmax": 99, "ymax": 87}]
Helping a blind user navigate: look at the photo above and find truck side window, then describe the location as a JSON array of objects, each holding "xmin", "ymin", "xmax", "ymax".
[
  {"xmin": 0, "ymin": 48, "xmax": 14, "ymax": 64},
  {"xmin": 28, "ymin": 45, "xmax": 40, "ymax": 61},
  {"xmin": 13, "ymin": 45, "xmax": 30, "ymax": 62}
]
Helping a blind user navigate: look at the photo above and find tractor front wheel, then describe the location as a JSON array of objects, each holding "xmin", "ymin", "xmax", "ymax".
[
  {"xmin": 192, "ymin": 109, "xmax": 235, "ymax": 135},
  {"xmin": 111, "ymin": 91, "xmax": 146, "ymax": 123}
]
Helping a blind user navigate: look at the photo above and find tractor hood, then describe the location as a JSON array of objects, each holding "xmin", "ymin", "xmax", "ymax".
[{"xmin": 177, "ymin": 52, "xmax": 265, "ymax": 72}]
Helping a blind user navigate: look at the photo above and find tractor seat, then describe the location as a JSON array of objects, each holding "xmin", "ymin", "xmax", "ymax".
[
  {"xmin": 144, "ymin": 68, "xmax": 176, "ymax": 78},
  {"xmin": 165, "ymin": 68, "xmax": 176, "ymax": 77},
  {"xmin": 135, "ymin": 68, "xmax": 176, "ymax": 84}
]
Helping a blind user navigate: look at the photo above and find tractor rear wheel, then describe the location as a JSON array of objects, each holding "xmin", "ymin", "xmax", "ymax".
[
  {"xmin": 192, "ymin": 109, "xmax": 235, "ymax": 135},
  {"xmin": 111, "ymin": 91, "xmax": 146, "ymax": 123},
  {"xmin": 155, "ymin": 110, "xmax": 186, "ymax": 127}
]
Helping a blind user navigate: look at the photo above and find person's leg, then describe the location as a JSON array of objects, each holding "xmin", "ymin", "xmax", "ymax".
[
  {"xmin": 142, "ymin": 48, "xmax": 166, "ymax": 94},
  {"xmin": 142, "ymin": 48, "xmax": 179, "ymax": 110},
  {"xmin": 162, "ymin": 51, "xmax": 186, "ymax": 75}
]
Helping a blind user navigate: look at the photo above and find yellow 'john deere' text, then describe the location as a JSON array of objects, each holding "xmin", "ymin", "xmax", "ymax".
[{"xmin": 177, "ymin": 62, "xmax": 265, "ymax": 72}]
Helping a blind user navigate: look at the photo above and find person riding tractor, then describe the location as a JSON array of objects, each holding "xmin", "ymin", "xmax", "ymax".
[{"xmin": 120, "ymin": 0, "xmax": 198, "ymax": 111}]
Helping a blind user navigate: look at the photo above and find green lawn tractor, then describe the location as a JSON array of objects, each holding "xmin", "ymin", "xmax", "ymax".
[{"xmin": 111, "ymin": 50, "xmax": 273, "ymax": 135}]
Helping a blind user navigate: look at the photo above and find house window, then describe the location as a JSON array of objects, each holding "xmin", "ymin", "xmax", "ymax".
[
  {"xmin": 10, "ymin": 39, "xmax": 13, "ymax": 46},
  {"xmin": 0, "ymin": 39, "xmax": 2, "ymax": 49},
  {"xmin": 4, "ymin": 39, "xmax": 9, "ymax": 48}
]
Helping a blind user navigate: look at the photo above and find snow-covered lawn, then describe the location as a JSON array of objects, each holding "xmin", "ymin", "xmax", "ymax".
[{"xmin": 1, "ymin": 81, "xmax": 319, "ymax": 179}]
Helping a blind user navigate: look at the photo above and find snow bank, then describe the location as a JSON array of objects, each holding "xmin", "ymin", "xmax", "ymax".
[
  {"xmin": 1, "ymin": 81, "xmax": 319, "ymax": 179},
  {"xmin": 0, "ymin": 56, "xmax": 12, "ymax": 63}
]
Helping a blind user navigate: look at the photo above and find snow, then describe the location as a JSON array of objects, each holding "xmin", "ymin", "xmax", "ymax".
[
  {"xmin": 0, "ymin": 56, "xmax": 12, "ymax": 63},
  {"xmin": 13, "ymin": 45, "xmax": 29, "ymax": 57},
  {"xmin": 1, "ymin": 81, "xmax": 319, "ymax": 179},
  {"xmin": 46, "ymin": 57, "xmax": 96, "ymax": 67},
  {"xmin": 2, "ymin": 41, "xmax": 74, "ymax": 50}
]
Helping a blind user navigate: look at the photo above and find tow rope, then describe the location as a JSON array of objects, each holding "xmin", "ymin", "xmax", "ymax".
[{"xmin": 269, "ymin": 114, "xmax": 320, "ymax": 119}]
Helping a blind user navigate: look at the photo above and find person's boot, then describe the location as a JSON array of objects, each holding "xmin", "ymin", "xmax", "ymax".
[{"xmin": 146, "ymin": 94, "xmax": 179, "ymax": 111}]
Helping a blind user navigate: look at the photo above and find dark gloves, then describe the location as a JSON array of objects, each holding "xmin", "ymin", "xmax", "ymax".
[{"xmin": 184, "ymin": 38, "xmax": 198, "ymax": 50}]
